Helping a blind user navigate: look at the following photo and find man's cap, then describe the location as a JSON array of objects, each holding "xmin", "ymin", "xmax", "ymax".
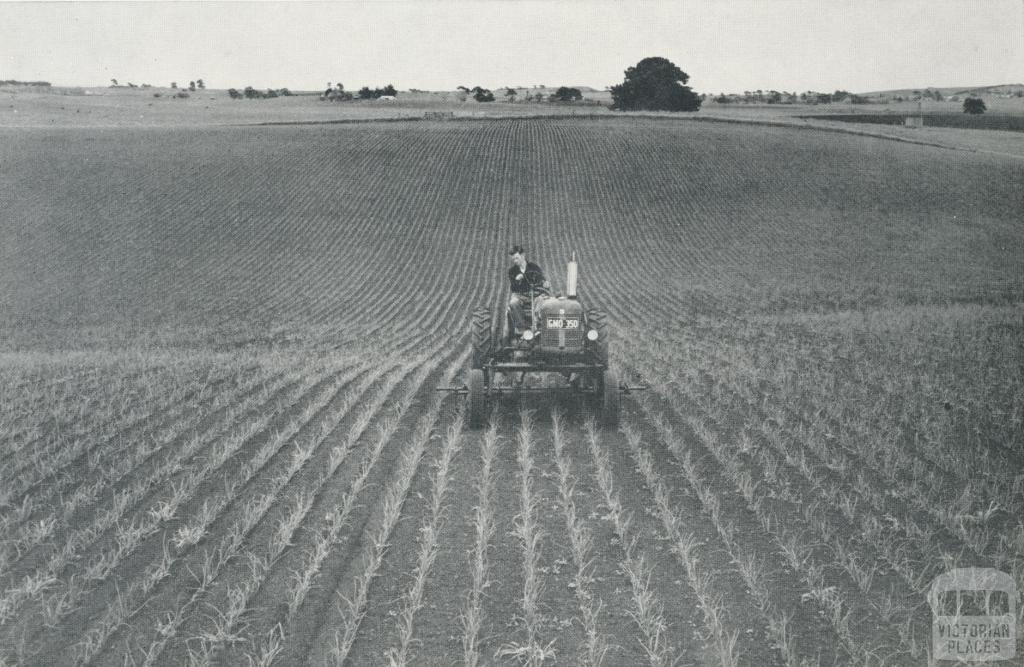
[{"xmin": 509, "ymin": 244, "xmax": 525, "ymax": 255}]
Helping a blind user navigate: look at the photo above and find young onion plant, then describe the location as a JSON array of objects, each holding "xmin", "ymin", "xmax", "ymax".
[
  {"xmin": 496, "ymin": 409, "xmax": 556, "ymax": 666},
  {"xmin": 461, "ymin": 412, "xmax": 499, "ymax": 667},
  {"xmin": 0, "ymin": 370, "xmax": 305, "ymax": 631},
  {"xmin": 64, "ymin": 367, "xmax": 356, "ymax": 664},
  {"xmin": 329, "ymin": 351, "xmax": 468, "ymax": 666},
  {"xmin": 284, "ymin": 358, "xmax": 437, "ymax": 626},
  {"xmin": 136, "ymin": 359, "xmax": 406, "ymax": 666},
  {"xmin": 386, "ymin": 412, "xmax": 463, "ymax": 666},
  {"xmin": 584, "ymin": 419, "xmax": 673, "ymax": 667},
  {"xmin": 619, "ymin": 419, "xmax": 742, "ymax": 667},
  {"xmin": 551, "ymin": 409, "xmax": 609, "ymax": 666}
]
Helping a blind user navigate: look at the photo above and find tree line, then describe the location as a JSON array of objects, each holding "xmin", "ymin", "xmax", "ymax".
[
  {"xmin": 1, "ymin": 80, "xmax": 51, "ymax": 87},
  {"xmin": 218, "ymin": 56, "xmax": 705, "ymax": 112},
  {"xmin": 228, "ymin": 87, "xmax": 293, "ymax": 99},
  {"xmin": 713, "ymin": 90, "xmax": 871, "ymax": 105},
  {"xmin": 321, "ymin": 83, "xmax": 398, "ymax": 101}
]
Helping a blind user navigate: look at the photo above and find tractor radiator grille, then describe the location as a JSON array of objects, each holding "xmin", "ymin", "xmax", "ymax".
[{"xmin": 540, "ymin": 327, "xmax": 583, "ymax": 350}]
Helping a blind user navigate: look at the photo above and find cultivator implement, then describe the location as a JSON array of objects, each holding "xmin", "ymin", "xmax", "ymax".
[{"xmin": 440, "ymin": 252, "xmax": 646, "ymax": 428}]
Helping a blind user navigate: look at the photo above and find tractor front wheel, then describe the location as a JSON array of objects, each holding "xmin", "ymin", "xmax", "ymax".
[
  {"xmin": 471, "ymin": 308, "xmax": 493, "ymax": 369},
  {"xmin": 468, "ymin": 369, "xmax": 487, "ymax": 429}
]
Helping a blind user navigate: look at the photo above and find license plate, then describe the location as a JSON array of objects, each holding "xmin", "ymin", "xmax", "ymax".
[{"xmin": 546, "ymin": 317, "xmax": 579, "ymax": 329}]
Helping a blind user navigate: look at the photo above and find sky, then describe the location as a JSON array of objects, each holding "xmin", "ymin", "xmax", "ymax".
[{"xmin": 1, "ymin": 1, "xmax": 1022, "ymax": 93}]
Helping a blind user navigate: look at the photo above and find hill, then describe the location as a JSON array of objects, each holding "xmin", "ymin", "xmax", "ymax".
[{"xmin": 861, "ymin": 83, "xmax": 1024, "ymax": 97}]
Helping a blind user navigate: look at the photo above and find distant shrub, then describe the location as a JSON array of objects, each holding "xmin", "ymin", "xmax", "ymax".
[
  {"xmin": 244, "ymin": 86, "xmax": 260, "ymax": 99},
  {"xmin": 472, "ymin": 86, "xmax": 495, "ymax": 102},
  {"xmin": 323, "ymin": 90, "xmax": 353, "ymax": 101},
  {"xmin": 357, "ymin": 84, "xmax": 399, "ymax": 100},
  {"xmin": 550, "ymin": 86, "xmax": 582, "ymax": 102},
  {"xmin": 153, "ymin": 92, "xmax": 162, "ymax": 98},
  {"xmin": 715, "ymin": 95, "xmax": 732, "ymax": 103},
  {"xmin": 264, "ymin": 88, "xmax": 278, "ymax": 98},
  {"xmin": 228, "ymin": 88, "xmax": 242, "ymax": 99},
  {"xmin": 175, "ymin": 91, "xmax": 190, "ymax": 99}
]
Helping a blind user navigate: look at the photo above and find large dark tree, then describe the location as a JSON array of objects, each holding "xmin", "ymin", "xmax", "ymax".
[
  {"xmin": 963, "ymin": 97, "xmax": 986, "ymax": 114},
  {"xmin": 610, "ymin": 57, "xmax": 701, "ymax": 112}
]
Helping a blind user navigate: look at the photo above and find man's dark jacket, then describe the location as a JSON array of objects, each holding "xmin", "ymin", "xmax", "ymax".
[{"xmin": 509, "ymin": 261, "xmax": 545, "ymax": 294}]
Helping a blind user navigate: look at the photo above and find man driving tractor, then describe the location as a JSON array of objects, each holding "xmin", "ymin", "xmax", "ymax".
[
  {"xmin": 450, "ymin": 248, "xmax": 630, "ymax": 429},
  {"xmin": 507, "ymin": 244, "xmax": 550, "ymax": 335}
]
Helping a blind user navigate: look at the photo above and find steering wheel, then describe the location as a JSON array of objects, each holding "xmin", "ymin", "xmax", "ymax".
[{"xmin": 522, "ymin": 270, "xmax": 548, "ymax": 293}]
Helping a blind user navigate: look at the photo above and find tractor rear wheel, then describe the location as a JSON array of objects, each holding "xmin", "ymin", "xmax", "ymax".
[
  {"xmin": 587, "ymin": 310, "xmax": 609, "ymax": 366},
  {"xmin": 471, "ymin": 308, "xmax": 493, "ymax": 369},
  {"xmin": 468, "ymin": 369, "xmax": 487, "ymax": 429},
  {"xmin": 600, "ymin": 369, "xmax": 619, "ymax": 427}
]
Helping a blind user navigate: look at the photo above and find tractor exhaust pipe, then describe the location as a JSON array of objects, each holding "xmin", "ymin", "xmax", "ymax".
[{"xmin": 567, "ymin": 251, "xmax": 578, "ymax": 298}]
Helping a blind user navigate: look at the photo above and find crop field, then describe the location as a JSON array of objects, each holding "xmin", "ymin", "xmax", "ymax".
[
  {"xmin": 1, "ymin": 117, "xmax": 1022, "ymax": 666},
  {"xmin": 800, "ymin": 113, "xmax": 1024, "ymax": 133}
]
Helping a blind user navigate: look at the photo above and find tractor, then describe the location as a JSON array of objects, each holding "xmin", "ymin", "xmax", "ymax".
[{"xmin": 461, "ymin": 252, "xmax": 633, "ymax": 429}]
